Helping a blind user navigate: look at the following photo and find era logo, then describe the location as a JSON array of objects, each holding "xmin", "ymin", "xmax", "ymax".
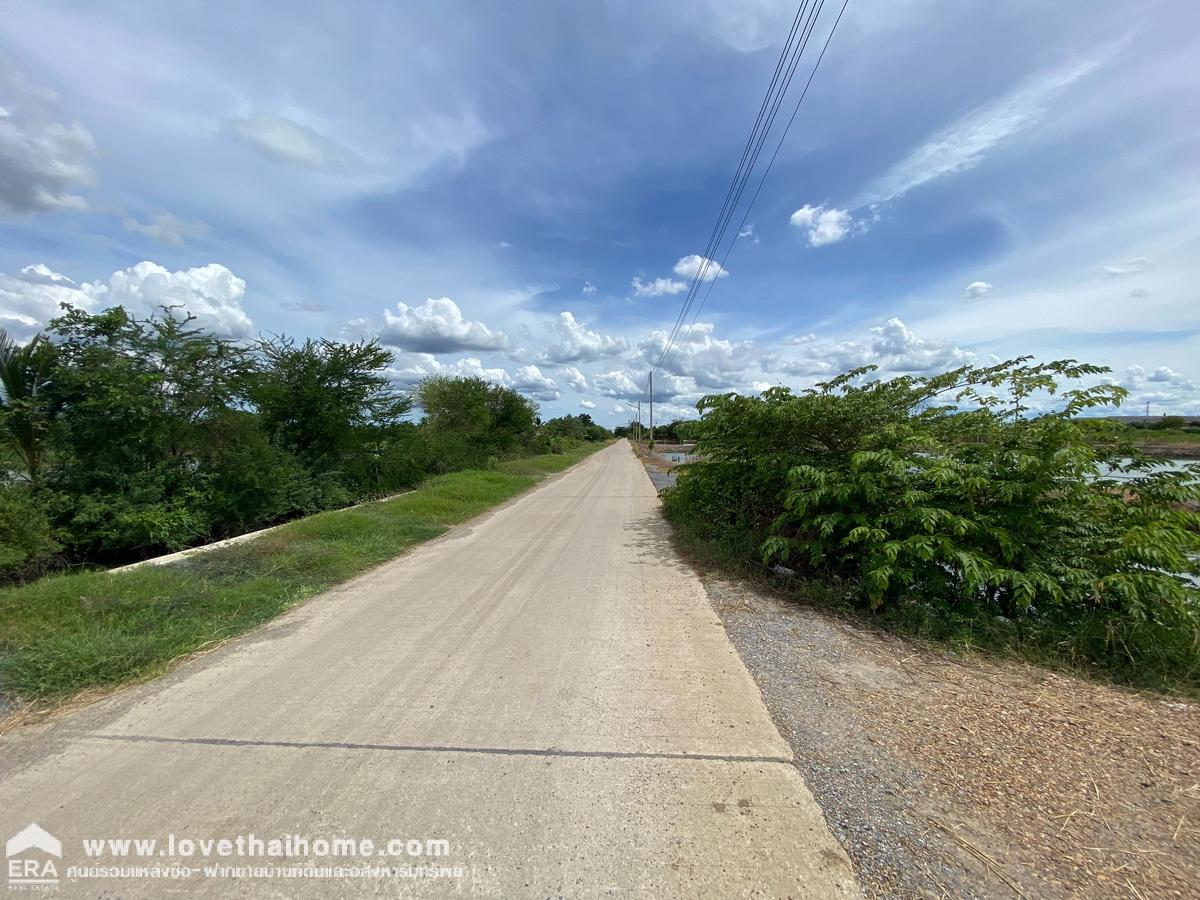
[{"xmin": 6, "ymin": 824, "xmax": 61, "ymax": 889}]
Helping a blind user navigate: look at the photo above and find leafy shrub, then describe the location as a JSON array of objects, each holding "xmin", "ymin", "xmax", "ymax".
[
  {"xmin": 665, "ymin": 358, "xmax": 1200, "ymax": 686},
  {"xmin": 0, "ymin": 483, "xmax": 60, "ymax": 580}
]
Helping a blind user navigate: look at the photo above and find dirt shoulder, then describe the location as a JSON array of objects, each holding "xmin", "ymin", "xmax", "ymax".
[{"xmin": 699, "ymin": 573, "xmax": 1199, "ymax": 898}]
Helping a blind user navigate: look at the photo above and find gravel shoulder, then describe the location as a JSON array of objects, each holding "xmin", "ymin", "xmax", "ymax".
[{"xmin": 697, "ymin": 572, "xmax": 1199, "ymax": 899}]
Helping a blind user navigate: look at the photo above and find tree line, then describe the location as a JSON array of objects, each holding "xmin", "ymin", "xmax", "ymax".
[{"xmin": 0, "ymin": 305, "xmax": 609, "ymax": 580}]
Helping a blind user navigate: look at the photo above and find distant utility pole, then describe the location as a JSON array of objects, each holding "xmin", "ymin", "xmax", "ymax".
[{"xmin": 648, "ymin": 371, "xmax": 655, "ymax": 448}]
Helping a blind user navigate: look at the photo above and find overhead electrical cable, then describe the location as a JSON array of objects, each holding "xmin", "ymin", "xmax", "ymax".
[
  {"xmin": 651, "ymin": 0, "xmax": 813, "ymax": 377},
  {"xmin": 653, "ymin": 0, "xmax": 850, "ymax": 382}
]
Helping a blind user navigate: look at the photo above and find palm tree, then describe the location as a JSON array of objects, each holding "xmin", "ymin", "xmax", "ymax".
[{"xmin": 0, "ymin": 329, "xmax": 56, "ymax": 480}]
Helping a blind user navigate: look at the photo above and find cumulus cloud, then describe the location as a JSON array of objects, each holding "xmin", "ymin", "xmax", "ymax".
[
  {"xmin": 379, "ymin": 297, "xmax": 507, "ymax": 353},
  {"xmin": 388, "ymin": 354, "xmax": 558, "ymax": 402},
  {"xmin": 738, "ymin": 224, "xmax": 758, "ymax": 243},
  {"xmin": 771, "ymin": 318, "xmax": 973, "ymax": 377},
  {"xmin": 789, "ymin": 205, "xmax": 854, "ymax": 247},
  {"xmin": 782, "ymin": 332, "xmax": 817, "ymax": 345},
  {"xmin": 1119, "ymin": 363, "xmax": 1197, "ymax": 413},
  {"xmin": 511, "ymin": 364, "xmax": 560, "ymax": 401},
  {"xmin": 964, "ymin": 280, "xmax": 992, "ymax": 299},
  {"xmin": 0, "ymin": 54, "xmax": 97, "ymax": 214},
  {"xmin": 593, "ymin": 368, "xmax": 693, "ymax": 404},
  {"xmin": 230, "ymin": 114, "xmax": 343, "ymax": 167},
  {"xmin": 673, "ymin": 254, "xmax": 729, "ymax": 282},
  {"xmin": 0, "ymin": 260, "xmax": 253, "ymax": 339},
  {"xmin": 582, "ymin": 281, "xmax": 597, "ymax": 295},
  {"xmin": 579, "ymin": 400, "xmax": 596, "ymax": 409},
  {"xmin": 592, "ymin": 369, "xmax": 642, "ymax": 402},
  {"xmin": 631, "ymin": 275, "xmax": 687, "ymax": 297},
  {"xmin": 0, "ymin": 264, "xmax": 103, "ymax": 339},
  {"xmin": 637, "ymin": 321, "xmax": 755, "ymax": 389},
  {"xmin": 1102, "ymin": 256, "xmax": 1152, "ymax": 277},
  {"xmin": 107, "ymin": 261, "xmax": 254, "ymax": 338},
  {"xmin": 562, "ymin": 366, "xmax": 589, "ymax": 391},
  {"xmin": 123, "ymin": 212, "xmax": 209, "ymax": 247},
  {"xmin": 543, "ymin": 311, "xmax": 628, "ymax": 363}
]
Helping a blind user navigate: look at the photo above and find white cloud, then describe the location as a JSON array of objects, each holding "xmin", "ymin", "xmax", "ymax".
[
  {"xmin": 562, "ymin": 366, "xmax": 589, "ymax": 391},
  {"xmin": 0, "ymin": 54, "xmax": 97, "ymax": 214},
  {"xmin": 123, "ymin": 212, "xmax": 208, "ymax": 247},
  {"xmin": 738, "ymin": 224, "xmax": 758, "ymax": 243},
  {"xmin": 0, "ymin": 260, "xmax": 254, "ymax": 339},
  {"xmin": 964, "ymin": 280, "xmax": 992, "ymax": 299},
  {"xmin": 631, "ymin": 275, "xmax": 687, "ymax": 297},
  {"xmin": 106, "ymin": 261, "xmax": 254, "ymax": 338},
  {"xmin": 543, "ymin": 311, "xmax": 628, "ymax": 363},
  {"xmin": 511, "ymin": 364, "xmax": 560, "ymax": 401},
  {"xmin": 592, "ymin": 369, "xmax": 642, "ymax": 402},
  {"xmin": 782, "ymin": 332, "xmax": 817, "ymax": 345},
  {"xmin": 673, "ymin": 254, "xmax": 729, "ymax": 282},
  {"xmin": 379, "ymin": 297, "xmax": 507, "ymax": 353},
  {"xmin": 582, "ymin": 280, "xmax": 597, "ymax": 295},
  {"xmin": 1102, "ymin": 256, "xmax": 1152, "ymax": 277},
  {"xmin": 389, "ymin": 356, "xmax": 558, "ymax": 402},
  {"xmin": 579, "ymin": 400, "xmax": 596, "ymax": 409},
  {"xmin": 790, "ymin": 205, "xmax": 854, "ymax": 247},
  {"xmin": 609, "ymin": 404, "xmax": 626, "ymax": 415},
  {"xmin": 230, "ymin": 114, "xmax": 342, "ymax": 167},
  {"xmin": 752, "ymin": 381, "xmax": 772, "ymax": 393},
  {"xmin": 1118, "ymin": 362, "xmax": 1197, "ymax": 413},
  {"xmin": 594, "ymin": 367, "xmax": 694, "ymax": 405},
  {"xmin": 858, "ymin": 56, "xmax": 1104, "ymax": 207},
  {"xmin": 637, "ymin": 321, "xmax": 756, "ymax": 389},
  {"xmin": 772, "ymin": 317, "xmax": 973, "ymax": 377},
  {"xmin": 0, "ymin": 264, "xmax": 103, "ymax": 339}
]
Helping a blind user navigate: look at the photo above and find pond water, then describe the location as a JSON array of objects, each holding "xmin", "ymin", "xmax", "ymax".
[
  {"xmin": 1097, "ymin": 459, "xmax": 1199, "ymax": 482},
  {"xmin": 661, "ymin": 452, "xmax": 696, "ymax": 464}
]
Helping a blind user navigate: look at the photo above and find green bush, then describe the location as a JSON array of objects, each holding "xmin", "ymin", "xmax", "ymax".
[
  {"xmin": 0, "ymin": 483, "xmax": 59, "ymax": 580},
  {"xmin": 664, "ymin": 358, "xmax": 1200, "ymax": 689}
]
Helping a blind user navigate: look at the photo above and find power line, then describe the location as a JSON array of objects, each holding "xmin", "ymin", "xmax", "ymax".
[
  {"xmin": 654, "ymin": 0, "xmax": 850, "ymax": 380},
  {"xmin": 662, "ymin": 0, "xmax": 851, "ymax": 375},
  {"xmin": 652, "ymin": 0, "xmax": 816, "ymax": 374}
]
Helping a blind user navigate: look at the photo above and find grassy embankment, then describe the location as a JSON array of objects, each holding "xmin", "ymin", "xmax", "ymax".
[{"xmin": 0, "ymin": 443, "xmax": 603, "ymax": 707}]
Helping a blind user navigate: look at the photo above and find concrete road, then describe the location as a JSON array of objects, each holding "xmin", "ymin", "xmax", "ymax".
[{"xmin": 0, "ymin": 441, "xmax": 859, "ymax": 898}]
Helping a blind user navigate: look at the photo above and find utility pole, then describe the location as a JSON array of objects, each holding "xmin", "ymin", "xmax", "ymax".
[{"xmin": 648, "ymin": 371, "xmax": 655, "ymax": 449}]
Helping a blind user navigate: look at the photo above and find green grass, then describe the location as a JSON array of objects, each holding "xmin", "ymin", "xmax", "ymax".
[
  {"xmin": 496, "ymin": 441, "xmax": 609, "ymax": 477},
  {"xmin": 0, "ymin": 445, "xmax": 605, "ymax": 706},
  {"xmin": 1128, "ymin": 428, "xmax": 1200, "ymax": 445}
]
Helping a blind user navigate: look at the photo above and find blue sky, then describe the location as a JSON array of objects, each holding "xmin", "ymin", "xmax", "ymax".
[{"xmin": 2, "ymin": 0, "xmax": 1197, "ymax": 422}]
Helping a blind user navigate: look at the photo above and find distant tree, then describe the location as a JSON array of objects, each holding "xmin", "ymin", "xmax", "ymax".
[
  {"xmin": 416, "ymin": 376, "xmax": 538, "ymax": 469},
  {"xmin": 541, "ymin": 413, "xmax": 610, "ymax": 443},
  {"xmin": 249, "ymin": 336, "xmax": 413, "ymax": 489}
]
